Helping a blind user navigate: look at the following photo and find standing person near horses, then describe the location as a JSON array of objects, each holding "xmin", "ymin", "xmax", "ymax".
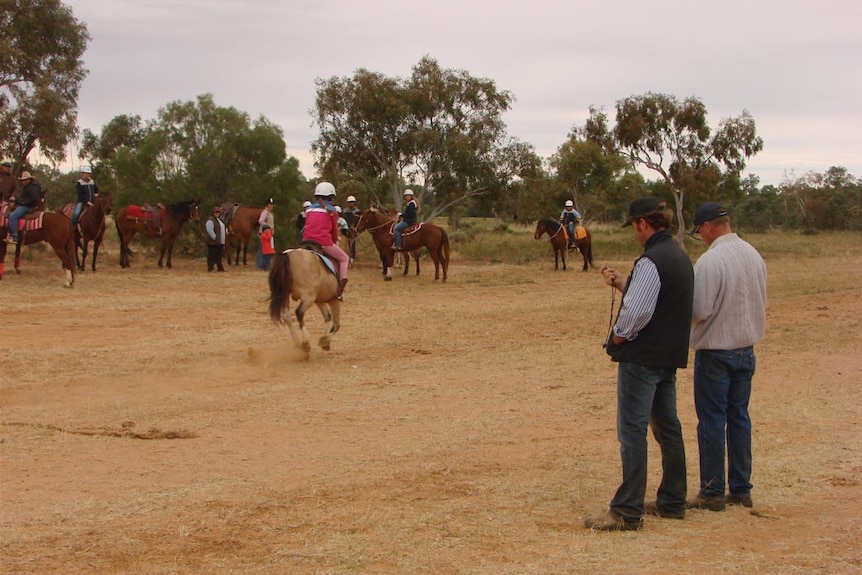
[
  {"xmin": 687, "ymin": 202, "xmax": 767, "ymax": 512},
  {"xmin": 295, "ymin": 200, "xmax": 311, "ymax": 238},
  {"xmin": 255, "ymin": 198, "xmax": 275, "ymax": 269},
  {"xmin": 392, "ymin": 189, "xmax": 417, "ymax": 251},
  {"xmin": 259, "ymin": 223, "xmax": 275, "ymax": 270},
  {"xmin": 205, "ymin": 205, "xmax": 227, "ymax": 272},
  {"xmin": 560, "ymin": 200, "xmax": 582, "ymax": 250},
  {"xmin": 585, "ymin": 196, "xmax": 693, "ymax": 531},
  {"xmin": 303, "ymin": 181, "xmax": 349, "ymax": 300},
  {"xmin": 0, "ymin": 160, "xmax": 16, "ymax": 202},
  {"xmin": 345, "ymin": 195, "xmax": 361, "ymax": 261},
  {"xmin": 70, "ymin": 165, "xmax": 99, "ymax": 230},
  {"xmin": 5, "ymin": 171, "xmax": 42, "ymax": 245}
]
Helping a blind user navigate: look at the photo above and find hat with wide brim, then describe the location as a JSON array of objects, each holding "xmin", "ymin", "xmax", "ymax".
[{"xmin": 18, "ymin": 171, "xmax": 33, "ymax": 180}]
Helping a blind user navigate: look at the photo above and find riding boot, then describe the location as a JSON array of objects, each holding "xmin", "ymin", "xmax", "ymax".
[{"xmin": 336, "ymin": 278, "xmax": 348, "ymax": 301}]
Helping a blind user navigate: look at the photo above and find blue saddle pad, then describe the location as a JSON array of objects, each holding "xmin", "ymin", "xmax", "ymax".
[{"xmin": 285, "ymin": 248, "xmax": 337, "ymax": 276}]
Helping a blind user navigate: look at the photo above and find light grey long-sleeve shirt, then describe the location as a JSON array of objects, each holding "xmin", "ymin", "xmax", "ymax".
[{"xmin": 691, "ymin": 233, "xmax": 767, "ymax": 351}]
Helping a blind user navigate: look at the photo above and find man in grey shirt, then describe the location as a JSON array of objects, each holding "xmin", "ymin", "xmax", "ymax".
[{"xmin": 687, "ymin": 203, "xmax": 767, "ymax": 511}]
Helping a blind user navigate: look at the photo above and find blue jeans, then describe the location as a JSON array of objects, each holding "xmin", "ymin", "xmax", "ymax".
[
  {"xmin": 610, "ymin": 362, "xmax": 687, "ymax": 521},
  {"xmin": 7, "ymin": 205, "xmax": 29, "ymax": 240},
  {"xmin": 71, "ymin": 202, "xmax": 84, "ymax": 225},
  {"xmin": 393, "ymin": 221, "xmax": 409, "ymax": 247},
  {"xmin": 694, "ymin": 348, "xmax": 755, "ymax": 498}
]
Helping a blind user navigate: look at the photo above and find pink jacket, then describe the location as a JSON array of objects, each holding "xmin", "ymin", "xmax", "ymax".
[{"xmin": 302, "ymin": 205, "xmax": 338, "ymax": 246}]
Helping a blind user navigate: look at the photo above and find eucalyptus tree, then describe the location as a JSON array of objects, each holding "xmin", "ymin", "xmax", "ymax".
[
  {"xmin": 0, "ymin": 0, "xmax": 89, "ymax": 167},
  {"xmin": 583, "ymin": 94, "xmax": 763, "ymax": 244},
  {"xmin": 312, "ymin": 56, "xmax": 524, "ymax": 220}
]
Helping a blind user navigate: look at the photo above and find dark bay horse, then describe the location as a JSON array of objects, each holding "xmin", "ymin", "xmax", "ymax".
[
  {"xmin": 219, "ymin": 203, "xmax": 262, "ymax": 266},
  {"xmin": 268, "ymin": 248, "xmax": 341, "ymax": 359},
  {"xmin": 0, "ymin": 205, "xmax": 77, "ymax": 287},
  {"xmin": 60, "ymin": 190, "xmax": 113, "ymax": 272},
  {"xmin": 534, "ymin": 219, "xmax": 569, "ymax": 271},
  {"xmin": 115, "ymin": 199, "xmax": 201, "ymax": 268},
  {"xmin": 567, "ymin": 222, "xmax": 594, "ymax": 271},
  {"xmin": 355, "ymin": 207, "xmax": 449, "ymax": 281}
]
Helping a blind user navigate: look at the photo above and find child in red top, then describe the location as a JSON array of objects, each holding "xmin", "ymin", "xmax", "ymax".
[{"xmin": 260, "ymin": 224, "xmax": 275, "ymax": 270}]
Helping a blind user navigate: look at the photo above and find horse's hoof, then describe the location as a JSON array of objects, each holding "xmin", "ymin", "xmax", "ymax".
[{"xmin": 384, "ymin": 277, "xmax": 392, "ymax": 282}]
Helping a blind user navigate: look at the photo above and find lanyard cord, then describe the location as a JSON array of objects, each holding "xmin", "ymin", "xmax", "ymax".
[{"xmin": 603, "ymin": 284, "xmax": 617, "ymax": 349}]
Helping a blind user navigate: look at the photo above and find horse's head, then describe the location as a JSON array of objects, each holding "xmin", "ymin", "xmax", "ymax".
[
  {"xmin": 189, "ymin": 199, "xmax": 201, "ymax": 222},
  {"xmin": 534, "ymin": 220, "xmax": 546, "ymax": 239}
]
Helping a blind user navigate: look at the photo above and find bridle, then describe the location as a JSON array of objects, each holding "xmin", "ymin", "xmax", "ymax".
[{"xmin": 357, "ymin": 210, "xmax": 394, "ymax": 233}]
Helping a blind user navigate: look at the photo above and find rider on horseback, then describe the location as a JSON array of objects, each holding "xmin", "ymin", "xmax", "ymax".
[
  {"xmin": 70, "ymin": 165, "xmax": 99, "ymax": 231},
  {"xmin": 560, "ymin": 200, "xmax": 582, "ymax": 251},
  {"xmin": 303, "ymin": 182, "xmax": 350, "ymax": 300},
  {"xmin": 5, "ymin": 171, "xmax": 41, "ymax": 245},
  {"xmin": 392, "ymin": 189, "xmax": 417, "ymax": 250}
]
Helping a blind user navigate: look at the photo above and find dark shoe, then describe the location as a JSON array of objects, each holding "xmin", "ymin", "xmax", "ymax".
[
  {"xmin": 686, "ymin": 495, "xmax": 726, "ymax": 512},
  {"xmin": 727, "ymin": 494, "xmax": 753, "ymax": 508},
  {"xmin": 584, "ymin": 511, "xmax": 642, "ymax": 532},
  {"xmin": 5, "ymin": 237, "xmax": 18, "ymax": 245},
  {"xmin": 391, "ymin": 243, "xmax": 401, "ymax": 251},
  {"xmin": 336, "ymin": 277, "xmax": 348, "ymax": 301},
  {"xmin": 644, "ymin": 501, "xmax": 685, "ymax": 520}
]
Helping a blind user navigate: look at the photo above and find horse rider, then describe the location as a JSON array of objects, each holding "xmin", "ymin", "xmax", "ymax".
[
  {"xmin": 0, "ymin": 160, "xmax": 16, "ymax": 202},
  {"xmin": 5, "ymin": 171, "xmax": 41, "ymax": 245},
  {"xmin": 392, "ymin": 189, "xmax": 417, "ymax": 251},
  {"xmin": 295, "ymin": 200, "xmax": 311, "ymax": 238},
  {"xmin": 560, "ymin": 200, "xmax": 582, "ymax": 250},
  {"xmin": 303, "ymin": 182, "xmax": 350, "ymax": 300},
  {"xmin": 71, "ymin": 165, "xmax": 99, "ymax": 230},
  {"xmin": 334, "ymin": 206, "xmax": 351, "ymax": 238},
  {"xmin": 344, "ymin": 195, "xmax": 361, "ymax": 260}
]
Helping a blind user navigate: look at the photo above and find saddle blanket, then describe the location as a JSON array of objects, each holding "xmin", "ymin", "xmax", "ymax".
[
  {"xmin": 573, "ymin": 225, "xmax": 587, "ymax": 241},
  {"xmin": 1, "ymin": 204, "xmax": 45, "ymax": 231},
  {"xmin": 284, "ymin": 248, "xmax": 337, "ymax": 276},
  {"xmin": 126, "ymin": 205, "xmax": 164, "ymax": 220},
  {"xmin": 389, "ymin": 222, "xmax": 421, "ymax": 235}
]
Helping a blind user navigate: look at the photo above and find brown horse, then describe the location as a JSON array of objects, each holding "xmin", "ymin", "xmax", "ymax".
[
  {"xmin": 355, "ymin": 207, "xmax": 449, "ymax": 281},
  {"xmin": 268, "ymin": 248, "xmax": 341, "ymax": 359},
  {"xmin": 534, "ymin": 219, "xmax": 569, "ymax": 271},
  {"xmin": 219, "ymin": 204, "xmax": 263, "ymax": 266},
  {"xmin": 567, "ymin": 222, "xmax": 594, "ymax": 271},
  {"xmin": 0, "ymin": 205, "xmax": 77, "ymax": 288},
  {"xmin": 115, "ymin": 199, "xmax": 201, "ymax": 268},
  {"xmin": 60, "ymin": 190, "xmax": 113, "ymax": 272}
]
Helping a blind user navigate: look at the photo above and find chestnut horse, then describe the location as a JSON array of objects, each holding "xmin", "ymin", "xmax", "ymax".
[
  {"xmin": 268, "ymin": 248, "xmax": 341, "ymax": 359},
  {"xmin": 219, "ymin": 204, "xmax": 263, "ymax": 266},
  {"xmin": 534, "ymin": 219, "xmax": 569, "ymax": 271},
  {"xmin": 355, "ymin": 207, "xmax": 449, "ymax": 281},
  {"xmin": 534, "ymin": 219, "xmax": 594, "ymax": 271},
  {"xmin": 115, "ymin": 199, "xmax": 201, "ymax": 268},
  {"xmin": 60, "ymin": 190, "xmax": 113, "ymax": 272},
  {"xmin": 0, "ymin": 206, "xmax": 77, "ymax": 288}
]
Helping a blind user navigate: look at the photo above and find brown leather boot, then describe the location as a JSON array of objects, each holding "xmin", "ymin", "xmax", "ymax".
[{"xmin": 336, "ymin": 278, "xmax": 348, "ymax": 300}]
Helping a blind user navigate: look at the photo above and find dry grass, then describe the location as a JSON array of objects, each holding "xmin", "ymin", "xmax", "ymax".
[{"xmin": 1, "ymin": 232, "xmax": 861, "ymax": 574}]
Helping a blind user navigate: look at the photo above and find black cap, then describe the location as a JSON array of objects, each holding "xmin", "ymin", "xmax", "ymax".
[
  {"xmin": 690, "ymin": 202, "xmax": 729, "ymax": 234},
  {"xmin": 622, "ymin": 197, "xmax": 663, "ymax": 227}
]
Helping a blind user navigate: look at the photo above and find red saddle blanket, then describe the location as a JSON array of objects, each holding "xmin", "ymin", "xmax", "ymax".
[
  {"xmin": 1, "ymin": 204, "xmax": 45, "ymax": 231},
  {"xmin": 389, "ymin": 222, "xmax": 421, "ymax": 235},
  {"xmin": 126, "ymin": 205, "xmax": 164, "ymax": 220}
]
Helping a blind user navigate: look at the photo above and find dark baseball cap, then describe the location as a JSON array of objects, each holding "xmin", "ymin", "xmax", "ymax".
[
  {"xmin": 622, "ymin": 197, "xmax": 663, "ymax": 227},
  {"xmin": 690, "ymin": 202, "xmax": 729, "ymax": 234}
]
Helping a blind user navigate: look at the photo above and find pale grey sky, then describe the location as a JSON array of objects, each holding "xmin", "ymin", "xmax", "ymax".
[{"xmin": 66, "ymin": 0, "xmax": 862, "ymax": 186}]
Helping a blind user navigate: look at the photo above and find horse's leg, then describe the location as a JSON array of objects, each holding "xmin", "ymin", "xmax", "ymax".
[
  {"xmin": 413, "ymin": 252, "xmax": 420, "ymax": 276},
  {"xmin": 241, "ymin": 236, "xmax": 248, "ymax": 266},
  {"xmin": 293, "ymin": 299, "xmax": 313, "ymax": 358},
  {"xmin": 316, "ymin": 302, "xmax": 334, "ymax": 350},
  {"xmin": 553, "ymin": 245, "xmax": 559, "ymax": 270},
  {"xmin": 80, "ymin": 238, "xmax": 89, "ymax": 272},
  {"xmin": 402, "ymin": 250, "xmax": 409, "ymax": 276},
  {"xmin": 562, "ymin": 242, "xmax": 567, "ymax": 271}
]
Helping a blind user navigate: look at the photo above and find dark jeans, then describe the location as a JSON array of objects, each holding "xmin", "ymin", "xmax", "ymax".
[
  {"xmin": 610, "ymin": 362, "xmax": 687, "ymax": 522},
  {"xmin": 207, "ymin": 244, "xmax": 225, "ymax": 271},
  {"xmin": 694, "ymin": 348, "xmax": 755, "ymax": 498}
]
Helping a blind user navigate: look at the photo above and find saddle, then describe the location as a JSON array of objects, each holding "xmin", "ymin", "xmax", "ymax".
[
  {"xmin": 297, "ymin": 241, "xmax": 338, "ymax": 276},
  {"xmin": 389, "ymin": 222, "xmax": 421, "ymax": 236},
  {"xmin": 1, "ymin": 203, "xmax": 44, "ymax": 231}
]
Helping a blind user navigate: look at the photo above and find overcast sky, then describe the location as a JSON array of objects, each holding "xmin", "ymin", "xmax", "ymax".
[{"xmin": 66, "ymin": 0, "xmax": 862, "ymax": 187}]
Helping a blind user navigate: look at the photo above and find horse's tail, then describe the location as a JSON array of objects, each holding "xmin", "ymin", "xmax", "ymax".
[
  {"xmin": 114, "ymin": 218, "xmax": 130, "ymax": 260},
  {"xmin": 440, "ymin": 228, "xmax": 450, "ymax": 267},
  {"xmin": 268, "ymin": 251, "xmax": 292, "ymax": 324}
]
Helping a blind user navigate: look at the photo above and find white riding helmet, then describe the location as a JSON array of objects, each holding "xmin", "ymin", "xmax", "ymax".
[
  {"xmin": 335, "ymin": 206, "xmax": 342, "ymax": 213},
  {"xmin": 81, "ymin": 165, "xmax": 92, "ymax": 173},
  {"xmin": 346, "ymin": 195, "xmax": 357, "ymax": 203},
  {"xmin": 565, "ymin": 200, "xmax": 574, "ymax": 207},
  {"xmin": 314, "ymin": 181, "xmax": 337, "ymax": 197},
  {"xmin": 404, "ymin": 189, "xmax": 414, "ymax": 197},
  {"xmin": 302, "ymin": 200, "xmax": 312, "ymax": 208}
]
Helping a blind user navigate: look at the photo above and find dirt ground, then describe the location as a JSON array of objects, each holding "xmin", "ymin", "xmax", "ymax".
[{"xmin": 1, "ymin": 236, "xmax": 860, "ymax": 574}]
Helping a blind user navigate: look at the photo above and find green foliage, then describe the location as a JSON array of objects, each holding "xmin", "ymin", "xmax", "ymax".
[{"xmin": 0, "ymin": 0, "xmax": 90, "ymax": 166}]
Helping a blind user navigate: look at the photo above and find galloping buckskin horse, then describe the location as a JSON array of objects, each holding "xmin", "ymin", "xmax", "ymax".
[
  {"xmin": 268, "ymin": 247, "xmax": 341, "ymax": 359},
  {"xmin": 218, "ymin": 203, "xmax": 263, "ymax": 266},
  {"xmin": 60, "ymin": 190, "xmax": 113, "ymax": 272},
  {"xmin": 355, "ymin": 207, "xmax": 449, "ymax": 281},
  {"xmin": 534, "ymin": 218, "xmax": 594, "ymax": 272},
  {"xmin": 115, "ymin": 199, "xmax": 201, "ymax": 268},
  {"xmin": 0, "ymin": 204, "xmax": 77, "ymax": 288}
]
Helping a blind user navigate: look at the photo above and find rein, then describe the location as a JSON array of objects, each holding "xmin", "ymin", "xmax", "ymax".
[{"xmin": 359, "ymin": 212, "xmax": 395, "ymax": 233}]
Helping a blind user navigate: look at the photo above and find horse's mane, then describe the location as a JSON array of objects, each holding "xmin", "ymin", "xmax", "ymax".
[
  {"xmin": 167, "ymin": 199, "xmax": 198, "ymax": 213},
  {"xmin": 539, "ymin": 218, "xmax": 561, "ymax": 230}
]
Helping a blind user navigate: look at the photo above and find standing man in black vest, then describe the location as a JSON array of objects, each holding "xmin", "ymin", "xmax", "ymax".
[{"xmin": 585, "ymin": 197, "xmax": 693, "ymax": 531}]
